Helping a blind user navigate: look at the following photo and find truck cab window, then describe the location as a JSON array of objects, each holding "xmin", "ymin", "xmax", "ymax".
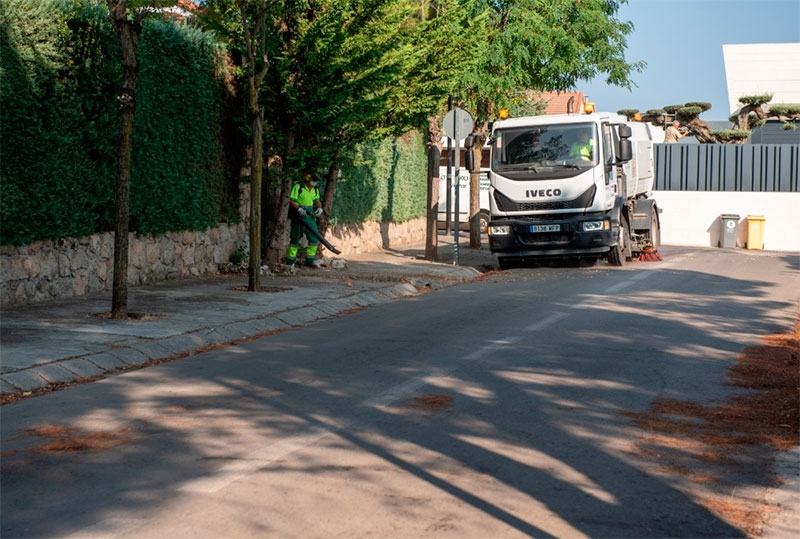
[{"xmin": 492, "ymin": 123, "xmax": 597, "ymax": 174}]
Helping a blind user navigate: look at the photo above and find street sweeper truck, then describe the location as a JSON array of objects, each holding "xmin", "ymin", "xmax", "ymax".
[{"xmin": 465, "ymin": 110, "xmax": 661, "ymax": 268}]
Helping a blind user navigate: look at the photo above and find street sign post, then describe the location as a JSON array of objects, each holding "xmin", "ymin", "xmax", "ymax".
[{"xmin": 442, "ymin": 108, "xmax": 474, "ymax": 265}]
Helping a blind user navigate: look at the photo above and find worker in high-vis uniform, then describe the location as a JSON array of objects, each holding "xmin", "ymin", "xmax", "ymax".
[
  {"xmin": 569, "ymin": 128, "xmax": 594, "ymax": 161},
  {"xmin": 286, "ymin": 173, "xmax": 325, "ymax": 267}
]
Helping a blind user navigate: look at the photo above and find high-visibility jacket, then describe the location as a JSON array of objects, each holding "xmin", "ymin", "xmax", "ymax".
[
  {"xmin": 290, "ymin": 183, "xmax": 320, "ymax": 207},
  {"xmin": 570, "ymin": 142, "xmax": 593, "ymax": 161}
]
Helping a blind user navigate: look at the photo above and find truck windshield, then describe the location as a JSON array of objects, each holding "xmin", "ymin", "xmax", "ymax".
[{"xmin": 492, "ymin": 123, "xmax": 597, "ymax": 173}]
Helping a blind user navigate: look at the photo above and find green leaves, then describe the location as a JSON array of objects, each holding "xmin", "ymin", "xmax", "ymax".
[
  {"xmin": 768, "ymin": 104, "xmax": 800, "ymax": 118},
  {"xmin": 454, "ymin": 0, "xmax": 640, "ymax": 122},
  {"xmin": 738, "ymin": 93, "xmax": 773, "ymax": 106},
  {"xmin": 1, "ymin": 0, "xmax": 236, "ymax": 245},
  {"xmin": 332, "ymin": 132, "xmax": 426, "ymax": 223},
  {"xmin": 709, "ymin": 129, "xmax": 750, "ymax": 144}
]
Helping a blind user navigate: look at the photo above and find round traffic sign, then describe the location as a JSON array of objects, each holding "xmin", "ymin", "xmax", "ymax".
[{"xmin": 442, "ymin": 108, "xmax": 474, "ymax": 140}]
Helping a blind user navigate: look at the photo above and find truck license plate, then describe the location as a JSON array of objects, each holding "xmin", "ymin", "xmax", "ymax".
[{"xmin": 530, "ymin": 224, "xmax": 561, "ymax": 233}]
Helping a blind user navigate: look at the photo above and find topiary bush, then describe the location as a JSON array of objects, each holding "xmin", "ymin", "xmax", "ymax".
[
  {"xmin": 710, "ymin": 129, "xmax": 750, "ymax": 143},
  {"xmin": 738, "ymin": 93, "xmax": 773, "ymax": 106},
  {"xmin": 769, "ymin": 104, "xmax": 800, "ymax": 118}
]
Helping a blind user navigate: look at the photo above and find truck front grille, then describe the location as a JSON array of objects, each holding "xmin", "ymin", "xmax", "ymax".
[
  {"xmin": 519, "ymin": 233, "xmax": 571, "ymax": 245},
  {"xmin": 494, "ymin": 184, "xmax": 596, "ymax": 212}
]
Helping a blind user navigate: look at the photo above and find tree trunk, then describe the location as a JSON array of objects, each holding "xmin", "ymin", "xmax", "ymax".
[
  {"xmin": 736, "ymin": 103, "xmax": 767, "ymax": 131},
  {"xmin": 247, "ymin": 102, "xmax": 263, "ymax": 290},
  {"xmin": 316, "ymin": 154, "xmax": 341, "ymax": 243},
  {"xmin": 468, "ymin": 169, "xmax": 481, "ymax": 247},
  {"xmin": 468, "ymin": 112, "xmax": 489, "ymax": 247},
  {"xmin": 468, "ymin": 130, "xmax": 485, "ymax": 248},
  {"xmin": 108, "ymin": 1, "xmax": 141, "ymax": 320},
  {"xmin": 264, "ymin": 125, "xmax": 297, "ymax": 266},
  {"xmin": 425, "ymin": 115, "xmax": 442, "ymax": 260},
  {"xmin": 237, "ymin": 0, "xmax": 269, "ymax": 289},
  {"xmin": 686, "ymin": 117, "xmax": 715, "ymax": 144},
  {"xmin": 112, "ymin": 107, "xmax": 133, "ymax": 319}
]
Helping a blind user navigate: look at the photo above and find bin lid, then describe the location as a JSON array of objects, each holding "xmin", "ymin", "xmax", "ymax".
[
  {"xmin": 747, "ymin": 215, "xmax": 765, "ymax": 221},
  {"xmin": 721, "ymin": 214, "xmax": 740, "ymax": 219}
]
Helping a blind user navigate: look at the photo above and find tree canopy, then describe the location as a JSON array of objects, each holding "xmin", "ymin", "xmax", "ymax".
[{"xmin": 455, "ymin": 0, "xmax": 642, "ymax": 125}]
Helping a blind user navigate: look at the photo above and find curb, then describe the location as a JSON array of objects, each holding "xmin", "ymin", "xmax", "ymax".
[{"xmin": 0, "ymin": 282, "xmax": 422, "ymax": 400}]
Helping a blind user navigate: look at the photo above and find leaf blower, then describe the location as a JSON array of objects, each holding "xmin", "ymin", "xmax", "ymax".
[{"xmin": 290, "ymin": 208, "xmax": 341, "ymax": 255}]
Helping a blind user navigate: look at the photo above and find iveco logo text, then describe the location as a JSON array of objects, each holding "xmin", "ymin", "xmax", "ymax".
[{"xmin": 526, "ymin": 188, "xmax": 561, "ymax": 198}]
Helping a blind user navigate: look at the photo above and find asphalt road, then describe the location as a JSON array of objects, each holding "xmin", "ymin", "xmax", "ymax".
[{"xmin": 2, "ymin": 247, "xmax": 798, "ymax": 538}]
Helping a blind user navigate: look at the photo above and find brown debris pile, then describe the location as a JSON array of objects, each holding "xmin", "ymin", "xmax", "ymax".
[
  {"xmin": 623, "ymin": 320, "xmax": 799, "ymax": 536},
  {"xmin": 403, "ymin": 393, "xmax": 455, "ymax": 412},
  {"xmin": 25, "ymin": 425, "xmax": 134, "ymax": 453}
]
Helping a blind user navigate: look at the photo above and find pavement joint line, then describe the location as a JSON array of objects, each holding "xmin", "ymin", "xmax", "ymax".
[
  {"xmin": 56, "ymin": 358, "xmax": 107, "ymax": 378},
  {"xmin": 0, "ymin": 257, "xmax": 483, "ymax": 399},
  {"xmin": 0, "ymin": 283, "xmax": 418, "ymax": 393}
]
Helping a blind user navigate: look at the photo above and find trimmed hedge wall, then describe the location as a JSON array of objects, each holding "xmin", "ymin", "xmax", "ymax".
[
  {"xmin": 1, "ymin": 0, "xmax": 427, "ymax": 247},
  {"xmin": 333, "ymin": 131, "xmax": 427, "ymax": 224},
  {"xmin": 0, "ymin": 0, "xmax": 238, "ymax": 246}
]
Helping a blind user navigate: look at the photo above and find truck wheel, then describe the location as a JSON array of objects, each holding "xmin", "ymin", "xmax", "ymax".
[
  {"xmin": 608, "ymin": 217, "xmax": 631, "ymax": 266},
  {"xmin": 478, "ymin": 212, "xmax": 489, "ymax": 234},
  {"xmin": 650, "ymin": 211, "xmax": 661, "ymax": 249},
  {"xmin": 498, "ymin": 257, "xmax": 511, "ymax": 270}
]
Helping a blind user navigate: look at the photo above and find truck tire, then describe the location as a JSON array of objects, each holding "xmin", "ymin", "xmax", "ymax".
[
  {"xmin": 608, "ymin": 216, "xmax": 631, "ymax": 266},
  {"xmin": 498, "ymin": 257, "xmax": 512, "ymax": 270},
  {"xmin": 478, "ymin": 212, "xmax": 489, "ymax": 234},
  {"xmin": 650, "ymin": 211, "xmax": 661, "ymax": 249}
]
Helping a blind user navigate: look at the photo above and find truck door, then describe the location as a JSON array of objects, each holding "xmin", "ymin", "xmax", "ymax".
[{"xmin": 601, "ymin": 123, "xmax": 618, "ymax": 206}]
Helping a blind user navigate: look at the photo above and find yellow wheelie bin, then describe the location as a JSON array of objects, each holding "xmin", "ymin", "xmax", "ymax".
[{"xmin": 746, "ymin": 215, "xmax": 765, "ymax": 250}]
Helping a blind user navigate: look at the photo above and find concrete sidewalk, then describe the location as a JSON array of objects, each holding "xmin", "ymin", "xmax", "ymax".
[
  {"xmin": 0, "ymin": 237, "xmax": 495, "ymax": 401},
  {"xmin": 1, "ymin": 240, "xmax": 797, "ymax": 537}
]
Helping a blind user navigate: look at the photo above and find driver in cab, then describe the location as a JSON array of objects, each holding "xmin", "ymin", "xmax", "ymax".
[{"xmin": 569, "ymin": 129, "xmax": 594, "ymax": 161}]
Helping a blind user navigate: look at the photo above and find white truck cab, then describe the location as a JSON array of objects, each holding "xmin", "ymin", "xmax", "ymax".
[{"xmin": 465, "ymin": 112, "xmax": 660, "ymax": 268}]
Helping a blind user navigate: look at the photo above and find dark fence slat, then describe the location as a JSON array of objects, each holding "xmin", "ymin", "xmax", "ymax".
[{"xmin": 654, "ymin": 144, "xmax": 799, "ymax": 192}]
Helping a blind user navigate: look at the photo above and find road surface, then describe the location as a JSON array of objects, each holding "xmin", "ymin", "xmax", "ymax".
[{"xmin": 2, "ymin": 247, "xmax": 797, "ymax": 538}]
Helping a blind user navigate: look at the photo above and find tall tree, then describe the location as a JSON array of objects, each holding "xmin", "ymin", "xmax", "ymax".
[
  {"xmin": 312, "ymin": 0, "xmax": 480, "ymax": 259},
  {"xmin": 236, "ymin": 0, "xmax": 270, "ymax": 290},
  {"xmin": 202, "ymin": 0, "xmax": 277, "ymax": 289},
  {"xmin": 107, "ymin": 0, "xmax": 177, "ymax": 318},
  {"xmin": 260, "ymin": 0, "xmax": 469, "ymax": 265},
  {"xmin": 457, "ymin": 0, "xmax": 642, "ymax": 247},
  {"xmin": 204, "ymin": 0, "xmax": 476, "ymax": 265}
]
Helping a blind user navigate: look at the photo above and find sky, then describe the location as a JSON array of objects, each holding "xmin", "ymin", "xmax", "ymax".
[{"xmin": 580, "ymin": 0, "xmax": 800, "ymax": 121}]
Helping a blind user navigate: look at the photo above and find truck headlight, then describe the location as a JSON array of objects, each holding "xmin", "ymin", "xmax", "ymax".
[
  {"xmin": 489, "ymin": 225, "xmax": 511, "ymax": 236},
  {"xmin": 581, "ymin": 220, "xmax": 609, "ymax": 232}
]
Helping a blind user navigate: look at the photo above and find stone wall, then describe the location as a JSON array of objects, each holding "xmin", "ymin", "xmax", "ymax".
[
  {"xmin": 327, "ymin": 217, "xmax": 426, "ymax": 256},
  {"xmin": 0, "ymin": 217, "xmax": 427, "ymax": 309},
  {"xmin": 1, "ymin": 223, "xmax": 249, "ymax": 308}
]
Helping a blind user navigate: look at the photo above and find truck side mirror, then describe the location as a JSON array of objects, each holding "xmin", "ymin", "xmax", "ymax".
[
  {"xmin": 465, "ymin": 148, "xmax": 476, "ymax": 172},
  {"xmin": 618, "ymin": 139, "xmax": 632, "ymax": 162},
  {"xmin": 618, "ymin": 125, "xmax": 632, "ymax": 139}
]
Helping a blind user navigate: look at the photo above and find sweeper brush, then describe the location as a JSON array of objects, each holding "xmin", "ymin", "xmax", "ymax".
[{"xmin": 637, "ymin": 247, "xmax": 662, "ymax": 262}]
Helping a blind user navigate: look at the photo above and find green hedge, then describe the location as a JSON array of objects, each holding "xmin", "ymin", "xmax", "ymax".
[
  {"xmin": 131, "ymin": 18, "xmax": 230, "ymax": 234},
  {"xmin": 0, "ymin": 0, "xmax": 238, "ymax": 246},
  {"xmin": 0, "ymin": 0, "xmax": 427, "ymax": 246},
  {"xmin": 332, "ymin": 131, "xmax": 427, "ymax": 224}
]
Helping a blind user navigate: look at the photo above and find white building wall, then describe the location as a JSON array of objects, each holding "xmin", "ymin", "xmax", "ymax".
[
  {"xmin": 723, "ymin": 43, "xmax": 800, "ymax": 115},
  {"xmin": 654, "ymin": 191, "xmax": 800, "ymax": 252}
]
